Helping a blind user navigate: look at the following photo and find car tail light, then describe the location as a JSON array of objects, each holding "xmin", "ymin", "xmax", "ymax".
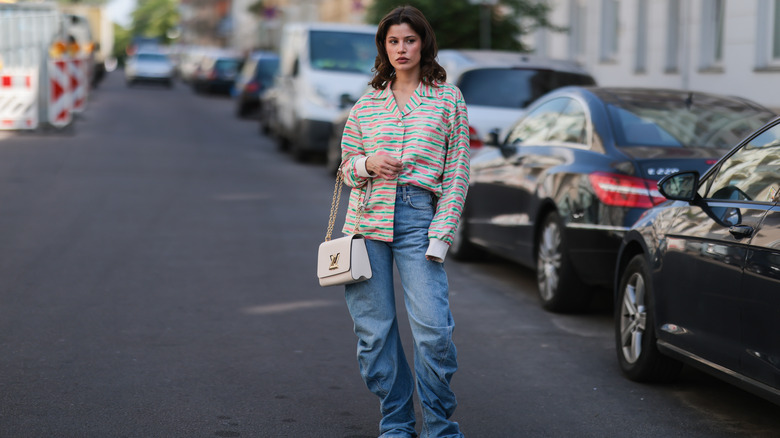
[
  {"xmin": 208, "ymin": 70, "xmax": 217, "ymax": 80},
  {"xmin": 588, "ymin": 172, "xmax": 666, "ymax": 208},
  {"xmin": 469, "ymin": 125, "xmax": 483, "ymax": 150},
  {"xmin": 246, "ymin": 81, "xmax": 259, "ymax": 93}
]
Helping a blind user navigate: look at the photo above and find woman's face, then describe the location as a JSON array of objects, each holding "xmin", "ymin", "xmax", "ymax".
[{"xmin": 385, "ymin": 23, "xmax": 422, "ymax": 75}]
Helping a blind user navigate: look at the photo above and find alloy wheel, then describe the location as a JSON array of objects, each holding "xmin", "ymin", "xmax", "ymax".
[
  {"xmin": 619, "ymin": 272, "xmax": 647, "ymax": 364},
  {"xmin": 537, "ymin": 220, "xmax": 562, "ymax": 302}
]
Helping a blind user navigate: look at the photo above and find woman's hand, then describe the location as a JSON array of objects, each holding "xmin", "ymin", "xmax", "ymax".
[{"xmin": 366, "ymin": 152, "xmax": 402, "ymax": 180}]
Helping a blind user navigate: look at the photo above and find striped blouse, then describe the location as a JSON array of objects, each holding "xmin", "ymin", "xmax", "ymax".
[{"xmin": 340, "ymin": 80, "xmax": 470, "ymax": 249}]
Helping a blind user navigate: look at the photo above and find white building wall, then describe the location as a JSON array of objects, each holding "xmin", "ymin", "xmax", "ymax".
[{"xmin": 529, "ymin": 0, "xmax": 780, "ymax": 111}]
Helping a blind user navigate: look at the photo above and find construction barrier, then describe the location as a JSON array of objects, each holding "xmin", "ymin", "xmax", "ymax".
[
  {"xmin": 69, "ymin": 56, "xmax": 89, "ymax": 113},
  {"xmin": 48, "ymin": 59, "xmax": 72, "ymax": 128},
  {"xmin": 0, "ymin": 68, "xmax": 39, "ymax": 130},
  {"xmin": 0, "ymin": 2, "xmax": 98, "ymax": 131}
]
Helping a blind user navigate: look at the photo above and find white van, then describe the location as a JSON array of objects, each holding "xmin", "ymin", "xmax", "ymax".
[{"xmin": 271, "ymin": 22, "xmax": 377, "ymax": 160}]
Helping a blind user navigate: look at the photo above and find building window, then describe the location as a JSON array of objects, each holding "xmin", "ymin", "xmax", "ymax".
[
  {"xmin": 665, "ymin": 0, "xmax": 681, "ymax": 73},
  {"xmin": 568, "ymin": 0, "xmax": 587, "ymax": 63},
  {"xmin": 756, "ymin": 0, "xmax": 780, "ymax": 69},
  {"xmin": 635, "ymin": 0, "xmax": 648, "ymax": 73},
  {"xmin": 599, "ymin": 0, "xmax": 619, "ymax": 63},
  {"xmin": 700, "ymin": 0, "xmax": 725, "ymax": 71}
]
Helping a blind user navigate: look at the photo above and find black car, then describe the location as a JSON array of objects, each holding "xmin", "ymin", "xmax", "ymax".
[
  {"xmin": 451, "ymin": 87, "xmax": 776, "ymax": 312},
  {"xmin": 614, "ymin": 116, "xmax": 780, "ymax": 405},
  {"xmin": 233, "ymin": 51, "xmax": 279, "ymax": 118},
  {"xmin": 192, "ymin": 52, "xmax": 243, "ymax": 95}
]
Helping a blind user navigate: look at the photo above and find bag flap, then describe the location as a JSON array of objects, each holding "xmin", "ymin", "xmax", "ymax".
[{"xmin": 318, "ymin": 235, "xmax": 362, "ymax": 278}]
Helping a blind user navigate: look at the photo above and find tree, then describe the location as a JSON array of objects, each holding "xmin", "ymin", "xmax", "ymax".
[
  {"xmin": 130, "ymin": 0, "xmax": 180, "ymax": 43},
  {"xmin": 366, "ymin": 0, "xmax": 561, "ymax": 52}
]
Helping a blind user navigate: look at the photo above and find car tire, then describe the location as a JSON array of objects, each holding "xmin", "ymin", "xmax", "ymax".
[
  {"xmin": 450, "ymin": 212, "xmax": 481, "ymax": 261},
  {"xmin": 615, "ymin": 254, "xmax": 682, "ymax": 383},
  {"xmin": 535, "ymin": 211, "xmax": 592, "ymax": 312},
  {"xmin": 326, "ymin": 130, "xmax": 343, "ymax": 173}
]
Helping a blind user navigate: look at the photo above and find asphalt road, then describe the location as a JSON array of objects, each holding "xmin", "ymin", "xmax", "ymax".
[{"xmin": 0, "ymin": 72, "xmax": 778, "ymax": 438}]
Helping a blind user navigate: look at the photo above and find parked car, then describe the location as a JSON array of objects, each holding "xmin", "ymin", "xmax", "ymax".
[
  {"xmin": 614, "ymin": 115, "xmax": 780, "ymax": 406},
  {"xmin": 451, "ymin": 86, "xmax": 776, "ymax": 312},
  {"xmin": 125, "ymin": 51, "xmax": 174, "ymax": 87},
  {"xmin": 233, "ymin": 51, "xmax": 279, "ymax": 118},
  {"xmin": 270, "ymin": 22, "xmax": 377, "ymax": 160},
  {"xmin": 438, "ymin": 49, "xmax": 596, "ymax": 143},
  {"xmin": 192, "ymin": 51, "xmax": 243, "ymax": 95}
]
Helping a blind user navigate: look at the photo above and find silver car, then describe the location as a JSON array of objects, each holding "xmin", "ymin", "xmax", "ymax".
[{"xmin": 125, "ymin": 52, "xmax": 174, "ymax": 87}]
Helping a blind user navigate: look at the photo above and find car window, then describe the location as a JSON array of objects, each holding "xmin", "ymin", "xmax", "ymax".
[
  {"xmin": 701, "ymin": 122, "xmax": 780, "ymax": 203},
  {"xmin": 136, "ymin": 53, "xmax": 170, "ymax": 63},
  {"xmin": 545, "ymin": 99, "xmax": 588, "ymax": 145},
  {"xmin": 607, "ymin": 92, "xmax": 775, "ymax": 148},
  {"xmin": 457, "ymin": 68, "xmax": 595, "ymax": 109},
  {"xmin": 505, "ymin": 98, "xmax": 569, "ymax": 145},
  {"xmin": 309, "ymin": 31, "xmax": 375, "ymax": 74},
  {"xmin": 255, "ymin": 58, "xmax": 279, "ymax": 82},
  {"xmin": 215, "ymin": 59, "xmax": 242, "ymax": 74}
]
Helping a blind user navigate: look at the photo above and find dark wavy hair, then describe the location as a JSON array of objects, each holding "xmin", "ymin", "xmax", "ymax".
[{"xmin": 369, "ymin": 5, "xmax": 447, "ymax": 90}]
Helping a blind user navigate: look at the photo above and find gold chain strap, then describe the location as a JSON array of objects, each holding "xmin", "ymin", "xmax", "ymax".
[{"xmin": 325, "ymin": 168, "xmax": 367, "ymax": 241}]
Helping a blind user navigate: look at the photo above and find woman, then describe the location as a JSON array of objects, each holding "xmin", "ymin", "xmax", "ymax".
[{"xmin": 339, "ymin": 5, "xmax": 470, "ymax": 438}]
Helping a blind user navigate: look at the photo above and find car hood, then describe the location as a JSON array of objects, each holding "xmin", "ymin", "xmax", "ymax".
[
  {"xmin": 619, "ymin": 146, "xmax": 729, "ymax": 180},
  {"xmin": 309, "ymin": 70, "xmax": 372, "ymax": 106}
]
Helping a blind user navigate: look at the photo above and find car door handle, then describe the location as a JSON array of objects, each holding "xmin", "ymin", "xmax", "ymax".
[{"xmin": 728, "ymin": 225, "xmax": 754, "ymax": 239}]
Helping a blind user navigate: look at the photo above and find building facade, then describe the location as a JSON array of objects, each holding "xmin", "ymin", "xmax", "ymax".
[{"xmin": 526, "ymin": 0, "xmax": 780, "ymax": 110}]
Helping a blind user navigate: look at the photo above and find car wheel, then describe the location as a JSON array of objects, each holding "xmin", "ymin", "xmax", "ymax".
[
  {"xmin": 450, "ymin": 213, "xmax": 480, "ymax": 261},
  {"xmin": 535, "ymin": 211, "xmax": 592, "ymax": 312},
  {"xmin": 326, "ymin": 130, "xmax": 343, "ymax": 173},
  {"xmin": 615, "ymin": 254, "xmax": 682, "ymax": 382}
]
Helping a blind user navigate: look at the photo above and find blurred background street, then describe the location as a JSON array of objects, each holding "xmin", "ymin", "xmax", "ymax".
[{"xmin": 0, "ymin": 70, "xmax": 778, "ymax": 438}]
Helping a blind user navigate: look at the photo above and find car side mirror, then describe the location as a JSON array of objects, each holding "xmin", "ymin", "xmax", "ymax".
[
  {"xmin": 658, "ymin": 171, "xmax": 699, "ymax": 202},
  {"xmin": 499, "ymin": 142, "xmax": 517, "ymax": 159},
  {"xmin": 486, "ymin": 129, "xmax": 500, "ymax": 147},
  {"xmin": 339, "ymin": 93, "xmax": 356, "ymax": 109}
]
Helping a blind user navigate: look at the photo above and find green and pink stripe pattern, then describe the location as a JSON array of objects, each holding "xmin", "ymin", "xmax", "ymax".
[{"xmin": 340, "ymin": 81, "xmax": 470, "ymax": 245}]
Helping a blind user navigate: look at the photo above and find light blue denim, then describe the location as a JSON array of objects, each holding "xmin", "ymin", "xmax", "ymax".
[{"xmin": 345, "ymin": 185, "xmax": 463, "ymax": 438}]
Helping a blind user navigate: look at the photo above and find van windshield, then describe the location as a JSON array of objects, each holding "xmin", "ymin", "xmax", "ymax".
[{"xmin": 310, "ymin": 30, "xmax": 375, "ymax": 74}]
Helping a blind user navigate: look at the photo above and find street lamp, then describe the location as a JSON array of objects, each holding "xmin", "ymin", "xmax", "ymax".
[{"xmin": 468, "ymin": 0, "xmax": 498, "ymax": 49}]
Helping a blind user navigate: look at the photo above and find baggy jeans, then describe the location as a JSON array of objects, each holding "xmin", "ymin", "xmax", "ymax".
[{"xmin": 345, "ymin": 185, "xmax": 463, "ymax": 438}]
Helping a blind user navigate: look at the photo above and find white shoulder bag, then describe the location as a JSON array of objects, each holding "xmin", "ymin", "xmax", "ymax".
[{"xmin": 317, "ymin": 169, "xmax": 373, "ymax": 287}]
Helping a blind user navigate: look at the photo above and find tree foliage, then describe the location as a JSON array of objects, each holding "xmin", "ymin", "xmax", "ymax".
[
  {"xmin": 131, "ymin": 0, "xmax": 180, "ymax": 43},
  {"xmin": 366, "ymin": 0, "xmax": 560, "ymax": 52}
]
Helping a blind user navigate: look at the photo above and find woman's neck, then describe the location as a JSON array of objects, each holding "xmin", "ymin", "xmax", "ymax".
[{"xmin": 392, "ymin": 69, "xmax": 421, "ymax": 91}]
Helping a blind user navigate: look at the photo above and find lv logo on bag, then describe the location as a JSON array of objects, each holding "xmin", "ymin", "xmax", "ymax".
[{"xmin": 329, "ymin": 253, "xmax": 341, "ymax": 270}]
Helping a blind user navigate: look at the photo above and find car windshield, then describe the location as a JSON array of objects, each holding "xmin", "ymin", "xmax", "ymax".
[
  {"xmin": 137, "ymin": 53, "xmax": 169, "ymax": 63},
  {"xmin": 607, "ymin": 93, "xmax": 776, "ymax": 148},
  {"xmin": 255, "ymin": 58, "xmax": 279, "ymax": 82},
  {"xmin": 309, "ymin": 30, "xmax": 375, "ymax": 74},
  {"xmin": 215, "ymin": 59, "xmax": 242, "ymax": 74},
  {"xmin": 457, "ymin": 68, "xmax": 595, "ymax": 109}
]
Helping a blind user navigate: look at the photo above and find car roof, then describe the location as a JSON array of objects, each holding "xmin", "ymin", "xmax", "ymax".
[
  {"xmin": 553, "ymin": 86, "xmax": 773, "ymax": 111},
  {"xmin": 438, "ymin": 49, "xmax": 592, "ymax": 77},
  {"xmin": 247, "ymin": 51, "xmax": 279, "ymax": 61},
  {"xmin": 285, "ymin": 22, "xmax": 377, "ymax": 34}
]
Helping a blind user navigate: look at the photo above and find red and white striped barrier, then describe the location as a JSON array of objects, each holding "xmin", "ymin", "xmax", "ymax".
[
  {"xmin": 48, "ymin": 60, "xmax": 73, "ymax": 128},
  {"xmin": 0, "ymin": 68, "xmax": 39, "ymax": 130},
  {"xmin": 69, "ymin": 56, "xmax": 89, "ymax": 113}
]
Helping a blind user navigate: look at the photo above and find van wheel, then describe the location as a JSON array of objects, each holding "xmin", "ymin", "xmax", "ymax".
[{"xmin": 535, "ymin": 212, "xmax": 592, "ymax": 312}]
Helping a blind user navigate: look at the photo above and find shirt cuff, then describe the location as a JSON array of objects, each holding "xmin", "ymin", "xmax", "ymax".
[
  {"xmin": 356, "ymin": 157, "xmax": 375, "ymax": 178},
  {"xmin": 425, "ymin": 238, "xmax": 449, "ymax": 263}
]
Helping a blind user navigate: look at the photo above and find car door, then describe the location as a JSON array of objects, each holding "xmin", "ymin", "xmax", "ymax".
[
  {"xmin": 733, "ymin": 122, "xmax": 780, "ymax": 389},
  {"xmin": 657, "ymin": 121, "xmax": 780, "ymax": 373},
  {"xmin": 467, "ymin": 98, "xmax": 569, "ymax": 262}
]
